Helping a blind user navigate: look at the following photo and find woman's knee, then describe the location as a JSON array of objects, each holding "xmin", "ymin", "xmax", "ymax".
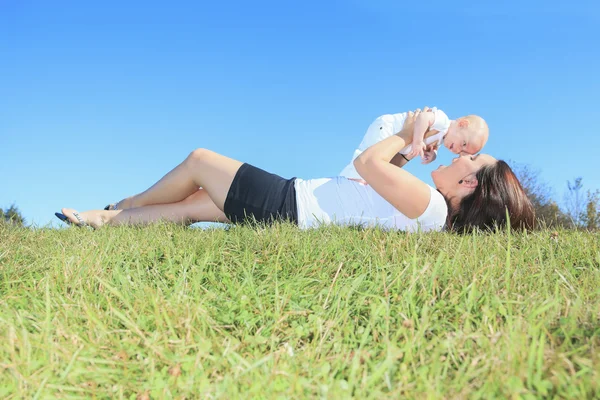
[
  {"xmin": 180, "ymin": 189, "xmax": 227, "ymax": 222},
  {"xmin": 187, "ymin": 148, "xmax": 214, "ymax": 165},
  {"xmin": 180, "ymin": 189, "xmax": 206, "ymax": 204}
]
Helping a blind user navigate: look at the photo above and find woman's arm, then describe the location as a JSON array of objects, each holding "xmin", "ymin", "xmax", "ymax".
[
  {"xmin": 389, "ymin": 153, "xmax": 411, "ymax": 168},
  {"xmin": 354, "ymin": 111, "xmax": 432, "ymax": 219},
  {"xmin": 349, "ymin": 149, "xmax": 414, "ymax": 185}
]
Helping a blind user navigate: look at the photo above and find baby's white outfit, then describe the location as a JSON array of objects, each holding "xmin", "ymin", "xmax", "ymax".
[{"xmin": 339, "ymin": 108, "xmax": 451, "ymax": 179}]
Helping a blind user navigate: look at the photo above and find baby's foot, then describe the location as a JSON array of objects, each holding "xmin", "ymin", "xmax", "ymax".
[{"xmin": 61, "ymin": 208, "xmax": 107, "ymax": 229}]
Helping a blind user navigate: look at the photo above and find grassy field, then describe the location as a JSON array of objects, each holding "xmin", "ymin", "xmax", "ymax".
[{"xmin": 1, "ymin": 223, "xmax": 599, "ymax": 399}]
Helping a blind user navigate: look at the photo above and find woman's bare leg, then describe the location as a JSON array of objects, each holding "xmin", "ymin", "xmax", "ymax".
[
  {"xmin": 117, "ymin": 148, "xmax": 243, "ymax": 210},
  {"xmin": 62, "ymin": 188, "xmax": 228, "ymax": 228},
  {"xmin": 62, "ymin": 148, "xmax": 246, "ymax": 227}
]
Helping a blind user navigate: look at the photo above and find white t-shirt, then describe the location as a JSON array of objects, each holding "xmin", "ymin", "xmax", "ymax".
[
  {"xmin": 294, "ymin": 177, "xmax": 448, "ymax": 232},
  {"xmin": 339, "ymin": 108, "xmax": 451, "ymax": 179}
]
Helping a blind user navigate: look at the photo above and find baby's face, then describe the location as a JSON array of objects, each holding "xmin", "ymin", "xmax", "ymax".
[{"xmin": 443, "ymin": 127, "xmax": 486, "ymax": 155}]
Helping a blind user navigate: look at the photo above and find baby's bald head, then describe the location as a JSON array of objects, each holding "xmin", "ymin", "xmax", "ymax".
[{"xmin": 459, "ymin": 115, "xmax": 489, "ymax": 154}]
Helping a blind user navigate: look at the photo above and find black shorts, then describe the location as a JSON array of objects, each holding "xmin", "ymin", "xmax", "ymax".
[{"xmin": 223, "ymin": 163, "xmax": 298, "ymax": 225}]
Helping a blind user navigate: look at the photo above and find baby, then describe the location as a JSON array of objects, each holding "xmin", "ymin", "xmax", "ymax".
[{"xmin": 339, "ymin": 107, "xmax": 489, "ymax": 180}]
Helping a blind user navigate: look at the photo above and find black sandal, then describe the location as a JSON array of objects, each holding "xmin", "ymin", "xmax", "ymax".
[{"xmin": 55, "ymin": 211, "xmax": 93, "ymax": 229}]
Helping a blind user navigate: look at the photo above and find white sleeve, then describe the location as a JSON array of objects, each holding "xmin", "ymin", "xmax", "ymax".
[
  {"xmin": 430, "ymin": 109, "xmax": 451, "ymax": 133},
  {"xmin": 415, "ymin": 186, "xmax": 448, "ymax": 232},
  {"xmin": 338, "ymin": 150, "xmax": 363, "ymax": 179}
]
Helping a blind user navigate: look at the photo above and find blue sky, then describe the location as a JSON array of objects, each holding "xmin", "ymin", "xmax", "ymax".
[{"xmin": 1, "ymin": 0, "xmax": 599, "ymax": 227}]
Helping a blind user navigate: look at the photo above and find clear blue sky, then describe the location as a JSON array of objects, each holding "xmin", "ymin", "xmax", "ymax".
[{"xmin": 1, "ymin": 0, "xmax": 599, "ymax": 227}]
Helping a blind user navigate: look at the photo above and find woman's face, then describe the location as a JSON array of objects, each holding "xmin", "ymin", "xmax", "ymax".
[{"xmin": 432, "ymin": 153, "xmax": 497, "ymax": 196}]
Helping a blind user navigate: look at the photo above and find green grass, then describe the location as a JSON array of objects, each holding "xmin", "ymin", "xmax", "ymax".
[{"xmin": 1, "ymin": 223, "xmax": 599, "ymax": 399}]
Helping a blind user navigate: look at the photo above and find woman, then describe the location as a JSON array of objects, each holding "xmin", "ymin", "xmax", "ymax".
[{"xmin": 56, "ymin": 109, "xmax": 534, "ymax": 233}]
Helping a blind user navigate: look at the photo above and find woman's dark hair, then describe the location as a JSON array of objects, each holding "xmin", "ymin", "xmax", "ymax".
[{"xmin": 447, "ymin": 160, "xmax": 535, "ymax": 233}]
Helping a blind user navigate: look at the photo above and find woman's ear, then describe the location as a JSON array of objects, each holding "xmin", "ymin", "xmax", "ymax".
[
  {"xmin": 462, "ymin": 177, "xmax": 478, "ymax": 188},
  {"xmin": 459, "ymin": 174, "xmax": 478, "ymax": 188}
]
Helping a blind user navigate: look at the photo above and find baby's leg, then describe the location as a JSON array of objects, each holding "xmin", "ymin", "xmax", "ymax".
[{"xmin": 339, "ymin": 115, "xmax": 396, "ymax": 178}]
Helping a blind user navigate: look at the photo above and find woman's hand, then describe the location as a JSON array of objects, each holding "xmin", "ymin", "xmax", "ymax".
[
  {"xmin": 403, "ymin": 106, "xmax": 432, "ymax": 132},
  {"xmin": 415, "ymin": 106, "xmax": 433, "ymax": 114}
]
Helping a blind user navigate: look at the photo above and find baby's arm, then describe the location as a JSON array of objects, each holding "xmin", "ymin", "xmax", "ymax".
[{"xmin": 408, "ymin": 112, "xmax": 436, "ymax": 158}]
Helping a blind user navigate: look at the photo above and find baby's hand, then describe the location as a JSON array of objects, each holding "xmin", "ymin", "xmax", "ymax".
[
  {"xmin": 421, "ymin": 142, "xmax": 439, "ymax": 164},
  {"xmin": 409, "ymin": 138, "xmax": 426, "ymax": 159},
  {"xmin": 421, "ymin": 148, "xmax": 437, "ymax": 164}
]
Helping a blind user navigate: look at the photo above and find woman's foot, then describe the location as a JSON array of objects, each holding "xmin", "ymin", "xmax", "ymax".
[{"xmin": 61, "ymin": 208, "xmax": 108, "ymax": 228}]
